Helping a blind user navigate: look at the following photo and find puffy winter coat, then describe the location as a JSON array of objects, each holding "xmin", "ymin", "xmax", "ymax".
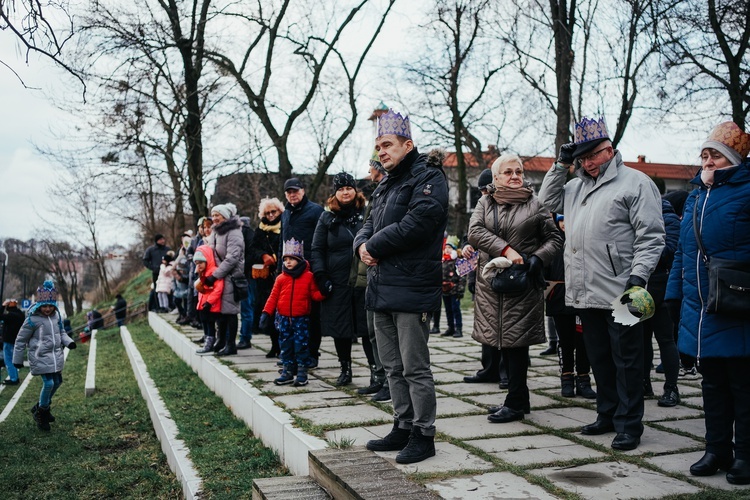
[
  {"xmin": 249, "ymin": 221, "xmax": 281, "ymax": 300},
  {"xmin": 538, "ymin": 151, "xmax": 665, "ymax": 309},
  {"xmin": 155, "ymin": 263, "xmax": 174, "ymax": 293},
  {"xmin": 468, "ymin": 193, "xmax": 562, "ymax": 348},
  {"xmin": 280, "ymin": 196, "xmax": 324, "ymax": 263},
  {"xmin": 1, "ymin": 305, "xmax": 25, "ymax": 344},
  {"xmin": 647, "ymin": 199, "xmax": 681, "ymax": 305},
  {"xmin": 263, "ymin": 261, "xmax": 325, "ymax": 317},
  {"xmin": 14, "ymin": 308, "xmax": 74, "ymax": 375},
  {"xmin": 143, "ymin": 243, "xmax": 171, "ymax": 274},
  {"xmin": 195, "ymin": 244, "xmax": 224, "ymax": 314},
  {"xmin": 312, "ymin": 204, "xmax": 367, "ymax": 339},
  {"xmin": 210, "ymin": 216, "xmax": 245, "ymax": 315},
  {"xmin": 442, "ymin": 257, "xmax": 466, "ymax": 297},
  {"xmin": 665, "ymin": 163, "xmax": 750, "ymax": 359},
  {"xmin": 353, "ymin": 148, "xmax": 449, "ymax": 313}
]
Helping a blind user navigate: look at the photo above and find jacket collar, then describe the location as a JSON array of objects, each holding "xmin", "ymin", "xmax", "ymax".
[
  {"xmin": 286, "ymin": 195, "xmax": 309, "ymax": 212},
  {"xmin": 575, "ymin": 150, "xmax": 622, "ymax": 188},
  {"xmin": 691, "ymin": 161, "xmax": 750, "ymax": 189},
  {"xmin": 386, "ymin": 148, "xmax": 420, "ymax": 179}
]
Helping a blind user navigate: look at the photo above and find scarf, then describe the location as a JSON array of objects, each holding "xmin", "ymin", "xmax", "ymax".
[
  {"xmin": 491, "ymin": 185, "xmax": 533, "ymax": 205},
  {"xmin": 282, "ymin": 259, "xmax": 307, "ymax": 279},
  {"xmin": 259, "ymin": 218, "xmax": 281, "ymax": 234}
]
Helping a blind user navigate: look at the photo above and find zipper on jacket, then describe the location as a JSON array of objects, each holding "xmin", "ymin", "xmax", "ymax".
[
  {"xmin": 695, "ymin": 189, "xmax": 711, "ymax": 367},
  {"xmin": 606, "ymin": 245, "xmax": 618, "ymax": 277}
]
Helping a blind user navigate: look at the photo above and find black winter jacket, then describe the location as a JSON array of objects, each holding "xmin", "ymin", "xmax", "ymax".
[
  {"xmin": 353, "ymin": 148, "xmax": 449, "ymax": 313},
  {"xmin": 143, "ymin": 243, "xmax": 171, "ymax": 274},
  {"xmin": 280, "ymin": 196, "xmax": 324, "ymax": 264},
  {"xmin": 1, "ymin": 305, "xmax": 25, "ymax": 344}
]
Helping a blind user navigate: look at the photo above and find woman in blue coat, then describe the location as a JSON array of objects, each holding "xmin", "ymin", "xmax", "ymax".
[{"xmin": 665, "ymin": 121, "xmax": 750, "ymax": 484}]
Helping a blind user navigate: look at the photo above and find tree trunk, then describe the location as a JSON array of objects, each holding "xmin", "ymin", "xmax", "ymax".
[{"xmin": 550, "ymin": 0, "xmax": 576, "ymax": 151}]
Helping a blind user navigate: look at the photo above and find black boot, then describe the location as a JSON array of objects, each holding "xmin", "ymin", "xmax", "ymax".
[
  {"xmin": 540, "ymin": 341, "xmax": 558, "ymax": 356},
  {"xmin": 357, "ymin": 365, "xmax": 383, "ymax": 395},
  {"xmin": 657, "ymin": 384, "xmax": 680, "ymax": 407},
  {"xmin": 643, "ymin": 378, "xmax": 654, "ymax": 397},
  {"xmin": 335, "ymin": 361, "xmax": 352, "ymax": 386},
  {"xmin": 575, "ymin": 374, "xmax": 597, "ymax": 399},
  {"xmin": 561, "ymin": 373, "xmax": 575, "ymax": 397},
  {"xmin": 440, "ymin": 327, "xmax": 455, "ymax": 337},
  {"xmin": 366, "ymin": 420, "xmax": 411, "ymax": 451},
  {"xmin": 396, "ymin": 426, "xmax": 436, "ymax": 464},
  {"xmin": 34, "ymin": 405, "xmax": 51, "ymax": 431}
]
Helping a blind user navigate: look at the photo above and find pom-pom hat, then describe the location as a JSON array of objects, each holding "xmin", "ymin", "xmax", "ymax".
[
  {"xmin": 36, "ymin": 280, "xmax": 58, "ymax": 305},
  {"xmin": 701, "ymin": 121, "xmax": 750, "ymax": 166}
]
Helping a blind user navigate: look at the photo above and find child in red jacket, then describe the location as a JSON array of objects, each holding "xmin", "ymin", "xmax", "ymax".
[
  {"xmin": 260, "ymin": 238, "xmax": 325, "ymax": 386},
  {"xmin": 193, "ymin": 245, "xmax": 225, "ymax": 355}
]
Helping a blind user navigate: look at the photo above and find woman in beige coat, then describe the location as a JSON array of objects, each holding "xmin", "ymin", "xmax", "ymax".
[{"xmin": 468, "ymin": 154, "xmax": 562, "ymax": 423}]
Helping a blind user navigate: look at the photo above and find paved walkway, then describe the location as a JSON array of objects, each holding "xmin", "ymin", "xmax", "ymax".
[{"xmin": 166, "ymin": 309, "xmax": 748, "ymax": 499}]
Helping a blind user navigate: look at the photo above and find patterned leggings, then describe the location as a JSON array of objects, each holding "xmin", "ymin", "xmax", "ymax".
[{"xmin": 275, "ymin": 314, "xmax": 311, "ymax": 370}]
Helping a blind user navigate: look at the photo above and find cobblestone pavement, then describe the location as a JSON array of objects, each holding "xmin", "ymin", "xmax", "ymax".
[{"xmin": 170, "ymin": 308, "xmax": 749, "ymax": 500}]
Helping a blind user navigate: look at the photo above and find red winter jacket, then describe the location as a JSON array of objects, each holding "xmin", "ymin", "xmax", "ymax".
[
  {"xmin": 263, "ymin": 261, "xmax": 325, "ymax": 317},
  {"xmin": 196, "ymin": 244, "xmax": 224, "ymax": 313}
]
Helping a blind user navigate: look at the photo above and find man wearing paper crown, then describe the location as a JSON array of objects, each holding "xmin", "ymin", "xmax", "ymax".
[
  {"xmin": 353, "ymin": 108, "xmax": 449, "ymax": 464},
  {"xmin": 13, "ymin": 281, "xmax": 76, "ymax": 431},
  {"xmin": 539, "ymin": 116, "xmax": 665, "ymax": 451}
]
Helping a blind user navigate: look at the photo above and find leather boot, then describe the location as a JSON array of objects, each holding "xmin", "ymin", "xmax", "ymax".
[
  {"xmin": 561, "ymin": 373, "xmax": 575, "ymax": 397},
  {"xmin": 366, "ymin": 420, "xmax": 411, "ymax": 451},
  {"xmin": 726, "ymin": 459, "xmax": 750, "ymax": 484},
  {"xmin": 357, "ymin": 365, "xmax": 383, "ymax": 395},
  {"xmin": 335, "ymin": 361, "xmax": 352, "ymax": 386},
  {"xmin": 35, "ymin": 405, "xmax": 51, "ymax": 431},
  {"xmin": 540, "ymin": 341, "xmax": 558, "ymax": 355},
  {"xmin": 395, "ymin": 426, "xmax": 436, "ymax": 464},
  {"xmin": 576, "ymin": 374, "xmax": 597, "ymax": 399}
]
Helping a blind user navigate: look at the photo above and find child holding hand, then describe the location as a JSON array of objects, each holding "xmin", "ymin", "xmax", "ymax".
[{"xmin": 193, "ymin": 245, "xmax": 225, "ymax": 355}]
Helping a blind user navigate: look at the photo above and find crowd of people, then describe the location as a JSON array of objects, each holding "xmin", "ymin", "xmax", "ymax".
[{"xmin": 6, "ymin": 110, "xmax": 748, "ymax": 484}]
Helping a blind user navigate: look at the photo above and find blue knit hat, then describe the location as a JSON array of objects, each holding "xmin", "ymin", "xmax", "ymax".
[{"xmin": 35, "ymin": 280, "xmax": 58, "ymax": 306}]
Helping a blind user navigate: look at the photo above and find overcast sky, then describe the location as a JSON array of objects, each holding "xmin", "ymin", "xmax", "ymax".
[{"xmin": 0, "ymin": 4, "xmax": 707, "ymax": 247}]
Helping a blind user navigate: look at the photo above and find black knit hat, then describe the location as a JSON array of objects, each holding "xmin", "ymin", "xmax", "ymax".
[
  {"xmin": 477, "ymin": 169, "xmax": 493, "ymax": 190},
  {"xmin": 332, "ymin": 172, "xmax": 357, "ymax": 193},
  {"xmin": 154, "ymin": 233, "xmax": 165, "ymax": 243}
]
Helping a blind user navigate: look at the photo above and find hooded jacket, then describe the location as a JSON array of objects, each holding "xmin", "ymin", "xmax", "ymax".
[
  {"xmin": 195, "ymin": 244, "xmax": 224, "ymax": 314},
  {"xmin": 263, "ymin": 260, "xmax": 325, "ymax": 317},
  {"xmin": 210, "ymin": 216, "xmax": 245, "ymax": 315},
  {"xmin": 353, "ymin": 148, "xmax": 449, "ymax": 313},
  {"xmin": 468, "ymin": 193, "xmax": 562, "ymax": 348},
  {"xmin": 538, "ymin": 151, "xmax": 665, "ymax": 309},
  {"xmin": 665, "ymin": 163, "xmax": 750, "ymax": 359},
  {"xmin": 1, "ymin": 304, "xmax": 25, "ymax": 344},
  {"xmin": 155, "ymin": 262, "xmax": 174, "ymax": 293},
  {"xmin": 13, "ymin": 307, "xmax": 74, "ymax": 375}
]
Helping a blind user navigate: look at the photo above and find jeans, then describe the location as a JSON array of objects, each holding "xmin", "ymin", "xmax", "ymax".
[
  {"xmin": 39, "ymin": 372, "xmax": 63, "ymax": 408},
  {"xmin": 239, "ymin": 280, "xmax": 257, "ymax": 342},
  {"xmin": 374, "ymin": 311, "xmax": 436, "ymax": 435},
  {"xmin": 442, "ymin": 295, "xmax": 462, "ymax": 331},
  {"xmin": 3, "ymin": 342, "xmax": 18, "ymax": 382}
]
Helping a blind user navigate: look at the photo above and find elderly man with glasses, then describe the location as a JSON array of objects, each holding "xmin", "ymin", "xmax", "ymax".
[{"xmin": 538, "ymin": 117, "xmax": 665, "ymax": 451}]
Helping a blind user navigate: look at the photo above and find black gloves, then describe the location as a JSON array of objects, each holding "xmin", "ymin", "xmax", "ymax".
[
  {"xmin": 201, "ymin": 302, "xmax": 212, "ymax": 311},
  {"xmin": 621, "ymin": 276, "xmax": 648, "ymax": 304},
  {"xmin": 203, "ymin": 275, "xmax": 217, "ymax": 287},
  {"xmin": 259, "ymin": 312, "xmax": 270, "ymax": 330},
  {"xmin": 314, "ymin": 273, "xmax": 333, "ymax": 297},
  {"xmin": 557, "ymin": 142, "xmax": 577, "ymax": 165},
  {"xmin": 67, "ymin": 342, "xmax": 77, "ymax": 350},
  {"xmin": 528, "ymin": 255, "xmax": 547, "ymax": 290},
  {"xmin": 14, "ymin": 363, "xmax": 24, "ymax": 369}
]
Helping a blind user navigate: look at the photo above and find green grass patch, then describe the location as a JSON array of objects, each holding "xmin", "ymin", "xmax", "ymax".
[
  {"xmin": 0, "ymin": 327, "xmax": 181, "ymax": 499},
  {"xmin": 127, "ymin": 320, "xmax": 287, "ymax": 498}
]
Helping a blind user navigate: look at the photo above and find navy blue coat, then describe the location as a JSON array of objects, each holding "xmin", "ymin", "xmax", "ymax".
[
  {"xmin": 647, "ymin": 199, "xmax": 681, "ymax": 304},
  {"xmin": 665, "ymin": 162, "xmax": 750, "ymax": 359},
  {"xmin": 280, "ymin": 196, "xmax": 324, "ymax": 263},
  {"xmin": 353, "ymin": 148, "xmax": 449, "ymax": 313}
]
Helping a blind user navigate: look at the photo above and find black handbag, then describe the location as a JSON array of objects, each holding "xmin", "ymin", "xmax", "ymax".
[
  {"xmin": 231, "ymin": 275, "xmax": 250, "ymax": 302},
  {"xmin": 489, "ymin": 202, "xmax": 531, "ymax": 297},
  {"xmin": 693, "ymin": 198, "xmax": 750, "ymax": 317},
  {"xmin": 491, "ymin": 263, "xmax": 530, "ymax": 296}
]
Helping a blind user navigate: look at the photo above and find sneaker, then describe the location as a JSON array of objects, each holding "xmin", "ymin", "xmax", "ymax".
[
  {"xmin": 657, "ymin": 387, "xmax": 680, "ymax": 407},
  {"xmin": 372, "ymin": 384, "xmax": 391, "ymax": 402},
  {"xmin": 654, "ymin": 363, "xmax": 665, "ymax": 374},
  {"xmin": 307, "ymin": 357, "xmax": 319, "ymax": 369},
  {"xmin": 3, "ymin": 379, "xmax": 20, "ymax": 386},
  {"xmin": 293, "ymin": 373, "xmax": 308, "ymax": 387},
  {"xmin": 679, "ymin": 366, "xmax": 700, "ymax": 379},
  {"xmin": 274, "ymin": 371, "xmax": 295, "ymax": 385}
]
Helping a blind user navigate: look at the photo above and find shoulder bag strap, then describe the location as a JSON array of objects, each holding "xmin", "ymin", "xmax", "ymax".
[{"xmin": 692, "ymin": 194, "xmax": 709, "ymax": 264}]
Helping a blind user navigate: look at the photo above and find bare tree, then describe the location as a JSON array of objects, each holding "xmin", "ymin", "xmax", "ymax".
[
  {"xmin": 661, "ymin": 0, "xmax": 750, "ymax": 127},
  {"xmin": 205, "ymin": 0, "xmax": 396, "ymax": 196},
  {"xmin": 405, "ymin": 0, "xmax": 511, "ymax": 232}
]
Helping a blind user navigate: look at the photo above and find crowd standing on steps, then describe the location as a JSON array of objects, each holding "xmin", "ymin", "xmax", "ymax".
[{"xmin": 131, "ymin": 111, "xmax": 750, "ymax": 479}]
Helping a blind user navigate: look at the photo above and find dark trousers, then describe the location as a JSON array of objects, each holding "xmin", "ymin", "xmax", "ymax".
[
  {"xmin": 554, "ymin": 314, "xmax": 590, "ymax": 374},
  {"xmin": 474, "ymin": 344, "xmax": 505, "ymax": 382},
  {"xmin": 218, "ymin": 314, "xmax": 238, "ymax": 350},
  {"xmin": 309, "ymin": 302, "xmax": 322, "ymax": 359},
  {"xmin": 643, "ymin": 303, "xmax": 679, "ymax": 388},
  {"xmin": 699, "ymin": 357, "xmax": 750, "ymax": 460},
  {"xmin": 503, "ymin": 346, "xmax": 530, "ymax": 411},
  {"xmin": 579, "ymin": 309, "xmax": 644, "ymax": 436},
  {"xmin": 442, "ymin": 295, "xmax": 462, "ymax": 331}
]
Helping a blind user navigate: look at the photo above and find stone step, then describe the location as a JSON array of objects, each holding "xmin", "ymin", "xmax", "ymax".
[
  {"xmin": 308, "ymin": 448, "xmax": 440, "ymax": 499},
  {"xmin": 252, "ymin": 475, "xmax": 330, "ymax": 500}
]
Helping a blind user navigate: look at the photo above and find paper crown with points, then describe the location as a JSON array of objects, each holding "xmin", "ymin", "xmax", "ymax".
[
  {"xmin": 282, "ymin": 238, "xmax": 304, "ymax": 260},
  {"xmin": 574, "ymin": 116, "xmax": 610, "ymax": 146},
  {"xmin": 377, "ymin": 109, "xmax": 412, "ymax": 139}
]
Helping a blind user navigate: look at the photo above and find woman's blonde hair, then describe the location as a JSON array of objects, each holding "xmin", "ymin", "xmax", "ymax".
[
  {"xmin": 257, "ymin": 197, "xmax": 285, "ymax": 219},
  {"xmin": 490, "ymin": 153, "xmax": 524, "ymax": 177}
]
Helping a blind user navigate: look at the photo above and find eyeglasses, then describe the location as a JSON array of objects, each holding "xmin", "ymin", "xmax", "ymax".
[
  {"xmin": 499, "ymin": 169, "xmax": 524, "ymax": 177},
  {"xmin": 577, "ymin": 147, "xmax": 610, "ymax": 164},
  {"xmin": 264, "ymin": 210, "xmax": 279, "ymax": 216}
]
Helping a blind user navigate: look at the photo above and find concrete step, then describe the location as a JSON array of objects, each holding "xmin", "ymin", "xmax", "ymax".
[
  {"xmin": 308, "ymin": 448, "xmax": 440, "ymax": 499},
  {"xmin": 252, "ymin": 475, "xmax": 330, "ymax": 499}
]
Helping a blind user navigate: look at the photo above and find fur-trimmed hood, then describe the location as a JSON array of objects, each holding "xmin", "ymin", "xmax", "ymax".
[{"xmin": 213, "ymin": 215, "xmax": 241, "ymax": 236}]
